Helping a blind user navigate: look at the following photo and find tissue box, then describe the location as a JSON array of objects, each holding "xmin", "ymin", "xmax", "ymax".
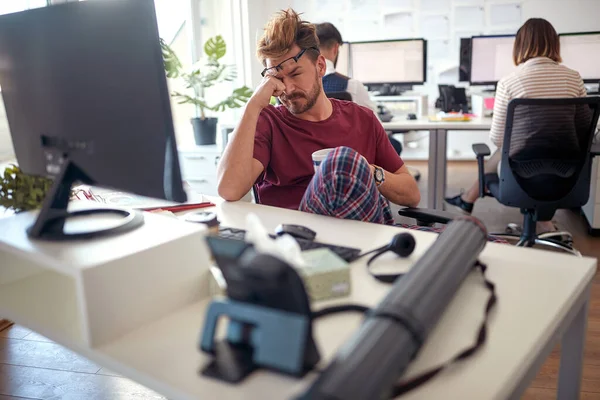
[
  {"xmin": 207, "ymin": 249, "xmax": 351, "ymax": 302},
  {"xmin": 296, "ymin": 248, "xmax": 351, "ymax": 302}
]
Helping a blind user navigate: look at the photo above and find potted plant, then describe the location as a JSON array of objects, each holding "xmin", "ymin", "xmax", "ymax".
[
  {"xmin": 161, "ymin": 36, "xmax": 252, "ymax": 145},
  {"xmin": 0, "ymin": 164, "xmax": 53, "ymax": 213}
]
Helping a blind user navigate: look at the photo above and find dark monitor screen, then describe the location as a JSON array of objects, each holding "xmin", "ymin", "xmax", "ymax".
[{"xmin": 0, "ymin": 0, "xmax": 186, "ymax": 203}]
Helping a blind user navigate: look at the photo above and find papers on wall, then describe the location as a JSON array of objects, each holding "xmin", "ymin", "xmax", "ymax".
[
  {"xmin": 349, "ymin": 0, "xmax": 380, "ymax": 18},
  {"xmin": 383, "ymin": 12, "xmax": 414, "ymax": 38},
  {"xmin": 310, "ymin": 0, "xmax": 347, "ymax": 15},
  {"xmin": 428, "ymin": 39, "xmax": 451, "ymax": 60},
  {"xmin": 420, "ymin": 14, "xmax": 449, "ymax": 38},
  {"xmin": 381, "ymin": 0, "xmax": 413, "ymax": 10},
  {"xmin": 489, "ymin": 2, "xmax": 522, "ymax": 27},
  {"xmin": 454, "ymin": 5, "xmax": 485, "ymax": 30},
  {"xmin": 345, "ymin": 18, "xmax": 381, "ymax": 42},
  {"xmin": 420, "ymin": 0, "xmax": 449, "ymax": 12}
]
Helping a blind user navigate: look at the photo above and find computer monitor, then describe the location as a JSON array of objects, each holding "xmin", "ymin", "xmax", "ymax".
[
  {"xmin": 459, "ymin": 38, "xmax": 471, "ymax": 82},
  {"xmin": 0, "ymin": 0, "xmax": 186, "ymax": 240},
  {"xmin": 335, "ymin": 41, "xmax": 350, "ymax": 76},
  {"xmin": 559, "ymin": 31, "xmax": 600, "ymax": 83},
  {"xmin": 470, "ymin": 35, "xmax": 517, "ymax": 85},
  {"xmin": 349, "ymin": 39, "xmax": 427, "ymax": 85}
]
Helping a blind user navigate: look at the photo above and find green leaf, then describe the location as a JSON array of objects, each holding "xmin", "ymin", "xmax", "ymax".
[
  {"xmin": 210, "ymin": 86, "xmax": 254, "ymax": 112},
  {"xmin": 204, "ymin": 35, "xmax": 226, "ymax": 61},
  {"xmin": 160, "ymin": 38, "xmax": 182, "ymax": 78}
]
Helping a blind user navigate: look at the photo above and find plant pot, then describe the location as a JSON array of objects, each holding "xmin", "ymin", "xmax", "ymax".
[{"xmin": 192, "ymin": 117, "xmax": 218, "ymax": 145}]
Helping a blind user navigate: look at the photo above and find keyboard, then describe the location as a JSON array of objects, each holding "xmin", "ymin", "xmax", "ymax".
[{"xmin": 217, "ymin": 226, "xmax": 362, "ymax": 263}]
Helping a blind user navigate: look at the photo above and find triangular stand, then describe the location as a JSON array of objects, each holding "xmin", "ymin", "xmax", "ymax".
[{"xmin": 27, "ymin": 159, "xmax": 144, "ymax": 240}]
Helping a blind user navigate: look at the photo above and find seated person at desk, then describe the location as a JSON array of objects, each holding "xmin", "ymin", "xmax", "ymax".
[
  {"xmin": 445, "ymin": 18, "xmax": 587, "ymax": 234},
  {"xmin": 315, "ymin": 22, "xmax": 377, "ymax": 114},
  {"xmin": 217, "ymin": 9, "xmax": 420, "ymax": 225}
]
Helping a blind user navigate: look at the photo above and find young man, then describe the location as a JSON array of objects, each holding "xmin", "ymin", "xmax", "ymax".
[
  {"xmin": 217, "ymin": 9, "xmax": 420, "ymax": 225},
  {"xmin": 315, "ymin": 22, "xmax": 377, "ymax": 113}
]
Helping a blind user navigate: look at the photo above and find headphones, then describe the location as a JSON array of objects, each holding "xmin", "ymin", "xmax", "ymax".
[{"xmin": 362, "ymin": 232, "xmax": 416, "ymax": 283}]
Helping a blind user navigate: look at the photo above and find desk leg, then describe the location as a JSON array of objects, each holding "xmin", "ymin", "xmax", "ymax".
[
  {"xmin": 426, "ymin": 129, "xmax": 448, "ymax": 211},
  {"xmin": 557, "ymin": 297, "xmax": 589, "ymax": 400},
  {"xmin": 427, "ymin": 129, "xmax": 439, "ymax": 209},
  {"xmin": 434, "ymin": 130, "xmax": 448, "ymax": 211}
]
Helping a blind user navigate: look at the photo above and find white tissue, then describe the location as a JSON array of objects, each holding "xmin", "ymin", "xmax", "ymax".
[{"xmin": 244, "ymin": 213, "xmax": 307, "ymax": 268}]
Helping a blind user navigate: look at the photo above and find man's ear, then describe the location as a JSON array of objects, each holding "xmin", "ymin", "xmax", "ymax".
[{"xmin": 316, "ymin": 54, "xmax": 327, "ymax": 77}]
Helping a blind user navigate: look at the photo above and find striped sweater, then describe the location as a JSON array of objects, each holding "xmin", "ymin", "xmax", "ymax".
[{"xmin": 490, "ymin": 57, "xmax": 587, "ymax": 147}]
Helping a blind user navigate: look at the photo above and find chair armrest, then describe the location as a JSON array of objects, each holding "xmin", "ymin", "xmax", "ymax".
[
  {"xmin": 471, "ymin": 143, "xmax": 491, "ymax": 198},
  {"xmin": 397, "ymin": 207, "xmax": 461, "ymax": 225},
  {"xmin": 472, "ymin": 143, "xmax": 491, "ymax": 157}
]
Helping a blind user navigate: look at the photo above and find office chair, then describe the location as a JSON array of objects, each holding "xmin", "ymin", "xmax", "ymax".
[
  {"xmin": 397, "ymin": 97, "xmax": 600, "ymax": 256},
  {"xmin": 325, "ymin": 91, "xmax": 353, "ymax": 101}
]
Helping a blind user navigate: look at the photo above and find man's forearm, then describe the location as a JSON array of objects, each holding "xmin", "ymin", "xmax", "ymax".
[
  {"xmin": 216, "ymin": 105, "xmax": 262, "ymax": 200},
  {"xmin": 377, "ymin": 170, "xmax": 421, "ymax": 208}
]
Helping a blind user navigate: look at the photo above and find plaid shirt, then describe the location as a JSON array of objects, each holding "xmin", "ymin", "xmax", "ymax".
[{"xmin": 300, "ymin": 146, "xmax": 394, "ymax": 225}]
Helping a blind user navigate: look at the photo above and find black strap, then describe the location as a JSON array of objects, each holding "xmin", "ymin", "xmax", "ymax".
[
  {"xmin": 390, "ymin": 260, "xmax": 497, "ymax": 398},
  {"xmin": 312, "ymin": 304, "xmax": 370, "ymax": 319},
  {"xmin": 367, "ymin": 255, "xmax": 405, "ymax": 283}
]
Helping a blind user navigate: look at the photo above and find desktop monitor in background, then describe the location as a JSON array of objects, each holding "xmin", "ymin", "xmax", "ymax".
[
  {"xmin": 0, "ymin": 0, "xmax": 186, "ymax": 240},
  {"xmin": 470, "ymin": 35, "xmax": 517, "ymax": 86},
  {"xmin": 349, "ymin": 39, "xmax": 426, "ymax": 90},
  {"xmin": 335, "ymin": 41, "xmax": 350, "ymax": 76},
  {"xmin": 559, "ymin": 31, "xmax": 600, "ymax": 83},
  {"xmin": 459, "ymin": 38, "xmax": 472, "ymax": 82}
]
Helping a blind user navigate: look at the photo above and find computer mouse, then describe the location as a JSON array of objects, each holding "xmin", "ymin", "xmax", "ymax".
[
  {"xmin": 274, "ymin": 224, "xmax": 317, "ymax": 241},
  {"xmin": 407, "ymin": 113, "xmax": 417, "ymax": 120}
]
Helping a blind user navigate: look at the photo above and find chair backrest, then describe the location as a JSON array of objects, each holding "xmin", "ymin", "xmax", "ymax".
[
  {"xmin": 498, "ymin": 96, "xmax": 600, "ymax": 210},
  {"xmin": 326, "ymin": 91, "xmax": 353, "ymax": 101}
]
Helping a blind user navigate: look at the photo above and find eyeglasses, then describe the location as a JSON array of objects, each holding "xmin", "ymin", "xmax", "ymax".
[{"xmin": 261, "ymin": 47, "xmax": 320, "ymax": 78}]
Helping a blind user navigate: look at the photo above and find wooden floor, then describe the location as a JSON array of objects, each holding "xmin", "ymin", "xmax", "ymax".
[{"xmin": 1, "ymin": 160, "xmax": 600, "ymax": 399}]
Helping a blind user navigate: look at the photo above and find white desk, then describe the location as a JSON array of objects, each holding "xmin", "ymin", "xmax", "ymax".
[
  {"xmin": 0, "ymin": 200, "xmax": 596, "ymax": 399},
  {"xmin": 382, "ymin": 117, "xmax": 493, "ymax": 210}
]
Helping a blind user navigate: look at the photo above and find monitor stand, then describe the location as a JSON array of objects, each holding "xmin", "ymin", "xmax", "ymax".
[{"xmin": 27, "ymin": 160, "xmax": 144, "ymax": 241}]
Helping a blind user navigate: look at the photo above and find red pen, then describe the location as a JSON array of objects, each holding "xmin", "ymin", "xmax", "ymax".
[{"xmin": 141, "ymin": 202, "xmax": 215, "ymax": 213}]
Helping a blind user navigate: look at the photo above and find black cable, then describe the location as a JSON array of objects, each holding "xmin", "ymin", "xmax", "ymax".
[{"xmin": 312, "ymin": 304, "xmax": 370, "ymax": 319}]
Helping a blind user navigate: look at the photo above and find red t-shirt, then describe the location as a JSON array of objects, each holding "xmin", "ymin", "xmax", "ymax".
[{"xmin": 253, "ymin": 99, "xmax": 404, "ymax": 209}]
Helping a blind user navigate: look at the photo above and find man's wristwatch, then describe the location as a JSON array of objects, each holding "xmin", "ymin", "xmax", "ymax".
[{"xmin": 373, "ymin": 165, "xmax": 385, "ymax": 187}]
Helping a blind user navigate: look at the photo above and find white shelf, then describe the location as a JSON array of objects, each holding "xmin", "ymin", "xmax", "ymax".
[{"xmin": 0, "ymin": 207, "xmax": 212, "ymax": 347}]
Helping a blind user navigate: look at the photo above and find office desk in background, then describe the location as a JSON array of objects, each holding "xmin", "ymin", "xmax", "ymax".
[
  {"xmin": 0, "ymin": 199, "xmax": 596, "ymax": 399},
  {"xmin": 382, "ymin": 117, "xmax": 493, "ymax": 210}
]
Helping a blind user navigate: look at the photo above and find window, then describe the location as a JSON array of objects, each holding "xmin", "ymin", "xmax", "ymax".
[
  {"xmin": 0, "ymin": 0, "xmax": 49, "ymax": 162},
  {"xmin": 0, "ymin": 0, "xmax": 47, "ymax": 16}
]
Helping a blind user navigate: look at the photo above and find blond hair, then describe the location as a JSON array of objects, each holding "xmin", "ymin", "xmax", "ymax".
[
  {"xmin": 256, "ymin": 8, "xmax": 319, "ymax": 65},
  {"xmin": 513, "ymin": 18, "xmax": 562, "ymax": 65}
]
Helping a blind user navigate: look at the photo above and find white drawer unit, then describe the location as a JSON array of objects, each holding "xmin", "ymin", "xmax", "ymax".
[
  {"xmin": 582, "ymin": 156, "xmax": 600, "ymax": 235},
  {"xmin": 178, "ymin": 145, "xmax": 221, "ymax": 196}
]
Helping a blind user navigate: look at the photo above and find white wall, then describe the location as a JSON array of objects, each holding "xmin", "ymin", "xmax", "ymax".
[{"xmin": 522, "ymin": 0, "xmax": 600, "ymax": 33}]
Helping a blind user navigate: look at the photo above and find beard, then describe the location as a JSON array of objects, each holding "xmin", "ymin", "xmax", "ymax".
[{"xmin": 281, "ymin": 74, "xmax": 321, "ymax": 115}]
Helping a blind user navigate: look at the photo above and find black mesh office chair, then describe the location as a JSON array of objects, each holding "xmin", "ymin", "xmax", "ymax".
[{"xmin": 398, "ymin": 96, "xmax": 600, "ymax": 256}]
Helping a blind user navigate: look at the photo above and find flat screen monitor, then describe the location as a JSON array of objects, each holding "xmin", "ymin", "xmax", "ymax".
[
  {"xmin": 335, "ymin": 41, "xmax": 350, "ymax": 76},
  {"xmin": 459, "ymin": 38, "xmax": 471, "ymax": 82},
  {"xmin": 559, "ymin": 31, "xmax": 600, "ymax": 82},
  {"xmin": 0, "ymin": 0, "xmax": 186, "ymax": 239},
  {"xmin": 349, "ymin": 39, "xmax": 426, "ymax": 85},
  {"xmin": 470, "ymin": 35, "xmax": 517, "ymax": 85}
]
